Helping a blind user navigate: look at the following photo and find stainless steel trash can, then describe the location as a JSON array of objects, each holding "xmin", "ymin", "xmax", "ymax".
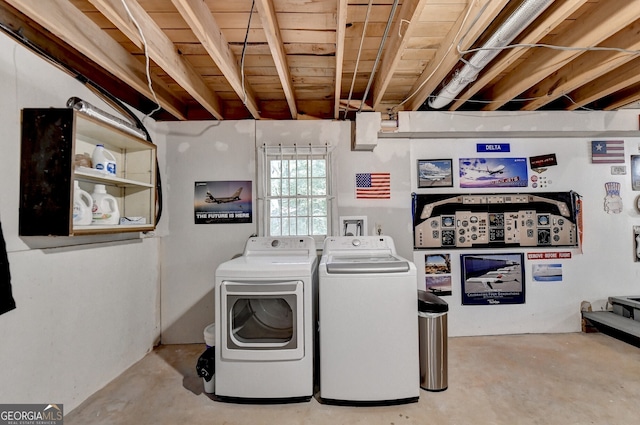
[{"xmin": 418, "ymin": 290, "xmax": 448, "ymax": 391}]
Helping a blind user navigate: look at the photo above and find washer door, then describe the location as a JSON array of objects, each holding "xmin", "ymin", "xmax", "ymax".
[{"xmin": 221, "ymin": 280, "xmax": 304, "ymax": 361}]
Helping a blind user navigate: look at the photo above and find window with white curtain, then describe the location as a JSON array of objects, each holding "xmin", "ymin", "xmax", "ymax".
[{"xmin": 260, "ymin": 144, "xmax": 332, "ymax": 242}]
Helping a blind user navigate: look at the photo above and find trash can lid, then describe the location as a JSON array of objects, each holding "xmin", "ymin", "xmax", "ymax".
[{"xmin": 418, "ymin": 290, "xmax": 448, "ymax": 313}]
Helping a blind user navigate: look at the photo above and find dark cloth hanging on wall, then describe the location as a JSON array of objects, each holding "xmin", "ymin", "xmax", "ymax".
[{"xmin": 0, "ymin": 221, "xmax": 16, "ymax": 315}]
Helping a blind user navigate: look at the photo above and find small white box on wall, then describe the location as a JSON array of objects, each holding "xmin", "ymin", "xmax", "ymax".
[{"xmin": 339, "ymin": 216, "xmax": 368, "ymax": 236}]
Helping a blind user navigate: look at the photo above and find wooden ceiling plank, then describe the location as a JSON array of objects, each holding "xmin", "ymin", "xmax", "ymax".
[
  {"xmin": 90, "ymin": 0, "xmax": 225, "ymax": 120},
  {"xmin": 5, "ymin": 0, "xmax": 187, "ymax": 119},
  {"xmin": 565, "ymin": 56, "xmax": 640, "ymax": 110},
  {"xmin": 254, "ymin": 0, "xmax": 297, "ymax": 119},
  {"xmin": 450, "ymin": 0, "xmax": 589, "ymax": 111},
  {"xmin": 334, "ymin": 0, "xmax": 348, "ymax": 118},
  {"xmin": 521, "ymin": 19, "xmax": 640, "ymax": 111},
  {"xmin": 372, "ymin": 0, "xmax": 429, "ymax": 110},
  {"xmin": 603, "ymin": 82, "xmax": 640, "ymax": 111},
  {"xmin": 403, "ymin": 0, "xmax": 509, "ymax": 112},
  {"xmin": 480, "ymin": 0, "xmax": 640, "ymax": 111},
  {"xmin": 171, "ymin": 0, "xmax": 262, "ymax": 118}
]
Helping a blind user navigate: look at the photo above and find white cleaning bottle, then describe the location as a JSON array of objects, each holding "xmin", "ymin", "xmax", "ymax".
[
  {"xmin": 73, "ymin": 180, "xmax": 93, "ymax": 226},
  {"xmin": 92, "ymin": 144, "xmax": 117, "ymax": 175},
  {"xmin": 90, "ymin": 184, "xmax": 120, "ymax": 225}
]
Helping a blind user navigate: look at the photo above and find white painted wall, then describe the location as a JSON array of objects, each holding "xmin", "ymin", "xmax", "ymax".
[
  {"xmin": 4, "ymin": 15, "xmax": 640, "ymax": 411},
  {"xmin": 400, "ymin": 111, "xmax": 640, "ymax": 336},
  {"xmin": 158, "ymin": 120, "xmax": 257, "ymax": 344},
  {"xmin": 0, "ymin": 34, "xmax": 160, "ymax": 411},
  {"xmin": 159, "ymin": 110, "xmax": 640, "ymax": 344}
]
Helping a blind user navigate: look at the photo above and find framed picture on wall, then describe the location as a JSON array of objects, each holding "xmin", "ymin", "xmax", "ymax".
[
  {"xmin": 631, "ymin": 155, "xmax": 640, "ymax": 191},
  {"xmin": 460, "ymin": 253, "xmax": 525, "ymax": 305},
  {"xmin": 417, "ymin": 159, "xmax": 453, "ymax": 188}
]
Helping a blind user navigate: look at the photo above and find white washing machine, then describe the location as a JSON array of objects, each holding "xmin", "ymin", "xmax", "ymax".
[
  {"xmin": 214, "ymin": 236, "xmax": 318, "ymax": 402},
  {"xmin": 319, "ymin": 236, "xmax": 419, "ymax": 404}
]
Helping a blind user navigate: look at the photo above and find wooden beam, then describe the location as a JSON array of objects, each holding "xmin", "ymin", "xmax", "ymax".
[
  {"xmin": 519, "ymin": 19, "xmax": 640, "ymax": 111},
  {"xmin": 254, "ymin": 0, "xmax": 297, "ymax": 119},
  {"xmin": 90, "ymin": 0, "xmax": 225, "ymax": 120},
  {"xmin": 449, "ymin": 0, "xmax": 588, "ymax": 111},
  {"xmin": 479, "ymin": 0, "xmax": 640, "ymax": 111},
  {"xmin": 402, "ymin": 0, "xmax": 508, "ymax": 112},
  {"xmin": 171, "ymin": 0, "xmax": 262, "ymax": 119},
  {"xmin": 5, "ymin": 0, "xmax": 187, "ymax": 119},
  {"xmin": 334, "ymin": 0, "xmax": 348, "ymax": 119},
  {"xmin": 0, "ymin": 1, "xmax": 180, "ymax": 119},
  {"xmin": 564, "ymin": 56, "xmax": 640, "ymax": 110},
  {"xmin": 603, "ymin": 82, "xmax": 640, "ymax": 111},
  {"xmin": 371, "ymin": 0, "xmax": 429, "ymax": 110}
]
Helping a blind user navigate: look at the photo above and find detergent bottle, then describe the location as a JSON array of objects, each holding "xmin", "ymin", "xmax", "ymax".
[
  {"xmin": 73, "ymin": 180, "xmax": 93, "ymax": 226},
  {"xmin": 90, "ymin": 184, "xmax": 120, "ymax": 225},
  {"xmin": 92, "ymin": 144, "xmax": 117, "ymax": 175}
]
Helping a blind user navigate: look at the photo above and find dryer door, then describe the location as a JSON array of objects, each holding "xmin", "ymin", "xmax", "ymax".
[{"xmin": 221, "ymin": 280, "xmax": 304, "ymax": 361}]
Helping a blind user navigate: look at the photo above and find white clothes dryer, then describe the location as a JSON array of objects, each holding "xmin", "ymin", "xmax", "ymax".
[
  {"xmin": 318, "ymin": 236, "xmax": 419, "ymax": 405},
  {"xmin": 214, "ymin": 236, "xmax": 318, "ymax": 402}
]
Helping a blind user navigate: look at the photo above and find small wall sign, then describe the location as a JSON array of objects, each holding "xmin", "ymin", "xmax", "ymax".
[{"xmin": 477, "ymin": 143, "xmax": 510, "ymax": 153}]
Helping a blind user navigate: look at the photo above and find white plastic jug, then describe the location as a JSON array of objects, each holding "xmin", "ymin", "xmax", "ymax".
[
  {"xmin": 92, "ymin": 144, "xmax": 117, "ymax": 175},
  {"xmin": 73, "ymin": 180, "xmax": 93, "ymax": 226},
  {"xmin": 91, "ymin": 184, "xmax": 120, "ymax": 225}
]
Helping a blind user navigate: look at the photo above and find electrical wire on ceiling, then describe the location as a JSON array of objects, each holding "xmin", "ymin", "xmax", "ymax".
[
  {"xmin": 390, "ymin": 0, "xmax": 475, "ymax": 114},
  {"xmin": 358, "ymin": 0, "xmax": 400, "ymax": 113},
  {"xmin": 240, "ymin": 0, "xmax": 256, "ymax": 107},
  {"xmin": 420, "ymin": 91, "xmax": 597, "ymax": 111},
  {"xmin": 459, "ymin": 42, "xmax": 640, "ymax": 56},
  {"xmin": 391, "ymin": 0, "xmax": 640, "ymax": 114},
  {"xmin": 343, "ymin": 0, "xmax": 374, "ymax": 120},
  {"xmin": 120, "ymin": 0, "xmax": 162, "ymax": 122}
]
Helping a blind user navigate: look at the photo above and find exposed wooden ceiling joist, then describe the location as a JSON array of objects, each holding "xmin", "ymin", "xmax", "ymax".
[
  {"xmin": 565, "ymin": 56, "xmax": 640, "ymax": 111},
  {"xmin": 334, "ymin": 0, "xmax": 348, "ymax": 119},
  {"xmin": 89, "ymin": 0, "xmax": 225, "ymax": 120},
  {"xmin": 479, "ymin": 0, "xmax": 640, "ymax": 111},
  {"xmin": 371, "ymin": 0, "xmax": 428, "ymax": 111},
  {"xmin": 520, "ymin": 18, "xmax": 640, "ymax": 111},
  {"xmin": 450, "ymin": 0, "xmax": 589, "ymax": 111},
  {"xmin": 171, "ymin": 0, "xmax": 261, "ymax": 119},
  {"xmin": 4, "ymin": 0, "xmax": 187, "ymax": 119},
  {"xmin": 402, "ymin": 0, "xmax": 509, "ymax": 112},
  {"xmin": 4, "ymin": 0, "xmax": 640, "ymax": 121},
  {"xmin": 255, "ymin": 0, "xmax": 297, "ymax": 119}
]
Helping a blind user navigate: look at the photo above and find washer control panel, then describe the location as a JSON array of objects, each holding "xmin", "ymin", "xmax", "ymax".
[{"xmin": 323, "ymin": 236, "xmax": 396, "ymax": 252}]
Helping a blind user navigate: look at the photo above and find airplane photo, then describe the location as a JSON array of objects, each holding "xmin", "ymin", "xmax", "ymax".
[
  {"xmin": 419, "ymin": 169, "xmax": 449, "ymax": 181},
  {"xmin": 467, "ymin": 275, "xmax": 503, "ymax": 290},
  {"xmin": 417, "ymin": 159, "xmax": 452, "ymax": 187},
  {"xmin": 459, "ymin": 158, "xmax": 528, "ymax": 188},
  {"xmin": 460, "ymin": 164, "xmax": 505, "ymax": 180},
  {"xmin": 205, "ymin": 187, "xmax": 243, "ymax": 204}
]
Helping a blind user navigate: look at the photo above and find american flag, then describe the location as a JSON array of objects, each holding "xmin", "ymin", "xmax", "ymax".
[
  {"xmin": 356, "ymin": 173, "xmax": 390, "ymax": 199},
  {"xmin": 591, "ymin": 140, "xmax": 624, "ymax": 164}
]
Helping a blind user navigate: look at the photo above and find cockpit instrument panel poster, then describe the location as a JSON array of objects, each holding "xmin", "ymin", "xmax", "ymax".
[
  {"xmin": 459, "ymin": 158, "xmax": 528, "ymax": 188},
  {"xmin": 194, "ymin": 180, "xmax": 252, "ymax": 224}
]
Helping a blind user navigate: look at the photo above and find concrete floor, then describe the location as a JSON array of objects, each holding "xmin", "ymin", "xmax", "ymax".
[{"xmin": 66, "ymin": 333, "xmax": 639, "ymax": 425}]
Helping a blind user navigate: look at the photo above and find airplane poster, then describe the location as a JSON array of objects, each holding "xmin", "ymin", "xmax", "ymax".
[
  {"xmin": 194, "ymin": 180, "xmax": 252, "ymax": 224},
  {"xmin": 425, "ymin": 253, "xmax": 452, "ymax": 296},
  {"xmin": 417, "ymin": 159, "xmax": 453, "ymax": 188},
  {"xmin": 460, "ymin": 253, "xmax": 525, "ymax": 305},
  {"xmin": 459, "ymin": 157, "xmax": 528, "ymax": 188}
]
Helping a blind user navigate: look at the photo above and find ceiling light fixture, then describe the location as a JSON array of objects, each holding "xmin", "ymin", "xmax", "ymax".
[{"xmin": 428, "ymin": 0, "xmax": 553, "ymax": 110}]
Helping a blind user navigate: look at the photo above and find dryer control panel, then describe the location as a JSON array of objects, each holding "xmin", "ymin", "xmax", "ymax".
[
  {"xmin": 413, "ymin": 192, "xmax": 579, "ymax": 249},
  {"xmin": 244, "ymin": 236, "xmax": 316, "ymax": 255}
]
